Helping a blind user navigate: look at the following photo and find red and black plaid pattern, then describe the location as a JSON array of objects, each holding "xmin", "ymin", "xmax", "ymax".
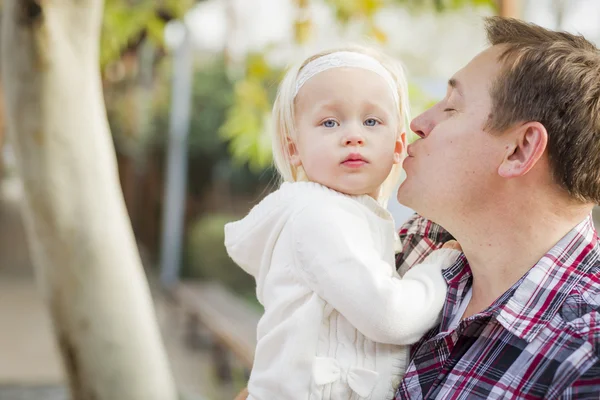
[{"xmin": 394, "ymin": 214, "xmax": 600, "ymax": 399}]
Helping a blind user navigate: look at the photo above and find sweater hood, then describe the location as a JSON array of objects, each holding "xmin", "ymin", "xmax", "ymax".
[
  {"xmin": 224, "ymin": 182, "xmax": 389, "ymax": 301},
  {"xmin": 225, "ymin": 182, "xmax": 328, "ymax": 277}
]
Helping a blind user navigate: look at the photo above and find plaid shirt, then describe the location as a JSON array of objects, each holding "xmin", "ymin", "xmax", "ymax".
[{"xmin": 394, "ymin": 214, "xmax": 600, "ymax": 399}]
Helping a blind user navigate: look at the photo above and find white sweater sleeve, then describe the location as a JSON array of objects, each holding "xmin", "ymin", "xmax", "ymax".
[{"xmin": 290, "ymin": 205, "xmax": 459, "ymax": 345}]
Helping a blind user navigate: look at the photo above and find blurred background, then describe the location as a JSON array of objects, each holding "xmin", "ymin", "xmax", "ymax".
[{"xmin": 1, "ymin": 0, "xmax": 600, "ymax": 399}]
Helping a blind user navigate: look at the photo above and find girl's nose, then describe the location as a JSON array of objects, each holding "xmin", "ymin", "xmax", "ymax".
[{"xmin": 343, "ymin": 130, "xmax": 365, "ymax": 146}]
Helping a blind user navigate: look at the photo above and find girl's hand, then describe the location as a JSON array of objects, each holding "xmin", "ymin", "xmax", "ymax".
[{"xmin": 442, "ymin": 240, "xmax": 462, "ymax": 251}]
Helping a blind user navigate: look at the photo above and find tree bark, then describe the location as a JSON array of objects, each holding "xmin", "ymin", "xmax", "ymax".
[{"xmin": 0, "ymin": 1, "xmax": 178, "ymax": 399}]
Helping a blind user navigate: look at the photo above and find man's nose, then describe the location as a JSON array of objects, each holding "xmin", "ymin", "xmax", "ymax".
[{"xmin": 410, "ymin": 110, "xmax": 434, "ymax": 139}]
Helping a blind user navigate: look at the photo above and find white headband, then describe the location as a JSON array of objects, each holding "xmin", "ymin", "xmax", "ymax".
[{"xmin": 293, "ymin": 51, "xmax": 400, "ymax": 107}]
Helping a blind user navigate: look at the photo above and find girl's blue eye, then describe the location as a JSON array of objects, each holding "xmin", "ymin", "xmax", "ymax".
[
  {"xmin": 322, "ymin": 119, "xmax": 338, "ymax": 128},
  {"xmin": 364, "ymin": 118, "xmax": 379, "ymax": 127}
]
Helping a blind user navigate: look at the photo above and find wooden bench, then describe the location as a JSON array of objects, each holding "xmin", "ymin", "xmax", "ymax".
[{"xmin": 174, "ymin": 281, "xmax": 261, "ymax": 381}]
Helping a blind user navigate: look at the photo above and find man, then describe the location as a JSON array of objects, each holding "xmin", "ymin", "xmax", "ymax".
[{"xmin": 394, "ymin": 16, "xmax": 600, "ymax": 399}]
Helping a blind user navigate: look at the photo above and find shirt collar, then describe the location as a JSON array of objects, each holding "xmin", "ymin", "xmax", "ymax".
[
  {"xmin": 496, "ymin": 214, "xmax": 599, "ymax": 341},
  {"xmin": 439, "ymin": 255, "xmax": 473, "ymax": 331},
  {"xmin": 440, "ymin": 214, "xmax": 599, "ymax": 342}
]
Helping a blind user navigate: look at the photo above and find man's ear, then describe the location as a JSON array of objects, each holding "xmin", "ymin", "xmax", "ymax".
[
  {"xmin": 393, "ymin": 131, "xmax": 407, "ymax": 164},
  {"xmin": 498, "ymin": 122, "xmax": 548, "ymax": 178},
  {"xmin": 287, "ymin": 137, "xmax": 302, "ymax": 167}
]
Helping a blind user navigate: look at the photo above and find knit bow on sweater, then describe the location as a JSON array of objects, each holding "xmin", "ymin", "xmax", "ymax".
[{"xmin": 313, "ymin": 357, "xmax": 380, "ymax": 398}]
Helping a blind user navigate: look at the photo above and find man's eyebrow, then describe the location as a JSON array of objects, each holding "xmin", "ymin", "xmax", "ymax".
[{"xmin": 448, "ymin": 78, "xmax": 463, "ymax": 97}]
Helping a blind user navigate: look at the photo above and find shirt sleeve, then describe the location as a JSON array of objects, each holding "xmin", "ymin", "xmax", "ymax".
[{"xmin": 290, "ymin": 205, "xmax": 459, "ymax": 345}]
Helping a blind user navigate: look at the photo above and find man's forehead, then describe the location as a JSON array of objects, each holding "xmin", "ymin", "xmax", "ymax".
[{"xmin": 449, "ymin": 46, "xmax": 504, "ymax": 94}]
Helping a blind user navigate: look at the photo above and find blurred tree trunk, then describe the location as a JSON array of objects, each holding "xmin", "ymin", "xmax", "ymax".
[
  {"xmin": 0, "ymin": 1, "xmax": 178, "ymax": 400},
  {"xmin": 0, "ymin": 81, "xmax": 5, "ymax": 178}
]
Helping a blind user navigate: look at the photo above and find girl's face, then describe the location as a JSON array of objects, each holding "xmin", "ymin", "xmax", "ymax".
[{"xmin": 291, "ymin": 67, "xmax": 404, "ymax": 199}]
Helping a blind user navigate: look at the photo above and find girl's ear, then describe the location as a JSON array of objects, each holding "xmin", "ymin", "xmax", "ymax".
[
  {"xmin": 393, "ymin": 131, "xmax": 406, "ymax": 164},
  {"xmin": 287, "ymin": 137, "xmax": 302, "ymax": 167}
]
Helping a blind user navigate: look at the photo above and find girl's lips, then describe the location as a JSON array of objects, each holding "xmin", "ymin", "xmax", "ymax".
[
  {"xmin": 342, "ymin": 159, "xmax": 367, "ymax": 168},
  {"xmin": 342, "ymin": 152, "xmax": 368, "ymax": 168}
]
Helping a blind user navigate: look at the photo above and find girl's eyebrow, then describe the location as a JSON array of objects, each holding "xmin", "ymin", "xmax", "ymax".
[{"xmin": 311, "ymin": 100, "xmax": 338, "ymax": 111}]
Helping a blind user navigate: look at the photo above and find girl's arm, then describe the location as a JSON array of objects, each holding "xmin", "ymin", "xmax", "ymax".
[{"xmin": 290, "ymin": 205, "xmax": 459, "ymax": 345}]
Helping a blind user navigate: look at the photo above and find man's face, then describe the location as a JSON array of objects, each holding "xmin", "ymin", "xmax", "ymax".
[{"xmin": 397, "ymin": 46, "xmax": 509, "ymax": 223}]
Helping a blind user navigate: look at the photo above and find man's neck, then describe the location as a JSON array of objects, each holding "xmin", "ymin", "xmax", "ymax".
[{"xmin": 448, "ymin": 197, "xmax": 592, "ymax": 318}]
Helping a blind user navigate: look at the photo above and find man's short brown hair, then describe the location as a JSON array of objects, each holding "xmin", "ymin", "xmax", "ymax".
[{"xmin": 485, "ymin": 16, "xmax": 600, "ymax": 204}]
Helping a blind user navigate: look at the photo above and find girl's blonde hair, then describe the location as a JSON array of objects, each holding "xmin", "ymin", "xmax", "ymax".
[{"xmin": 271, "ymin": 45, "xmax": 411, "ymax": 204}]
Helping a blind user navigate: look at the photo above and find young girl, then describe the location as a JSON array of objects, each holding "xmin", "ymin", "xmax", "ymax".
[{"xmin": 225, "ymin": 47, "xmax": 460, "ymax": 400}]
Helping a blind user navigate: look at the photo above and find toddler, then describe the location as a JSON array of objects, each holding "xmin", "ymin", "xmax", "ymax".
[{"xmin": 225, "ymin": 47, "xmax": 460, "ymax": 400}]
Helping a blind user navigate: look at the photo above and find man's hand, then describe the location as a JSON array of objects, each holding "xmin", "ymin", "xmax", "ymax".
[
  {"xmin": 442, "ymin": 240, "xmax": 462, "ymax": 251},
  {"xmin": 234, "ymin": 387, "xmax": 248, "ymax": 400}
]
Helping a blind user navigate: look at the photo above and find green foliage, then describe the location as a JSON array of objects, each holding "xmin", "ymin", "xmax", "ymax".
[
  {"xmin": 323, "ymin": 0, "xmax": 496, "ymax": 42},
  {"xmin": 430, "ymin": 0, "xmax": 498, "ymax": 11},
  {"xmin": 392, "ymin": 0, "xmax": 497, "ymax": 12},
  {"xmin": 220, "ymin": 53, "xmax": 284, "ymax": 172},
  {"xmin": 185, "ymin": 214, "xmax": 256, "ymax": 296},
  {"xmin": 324, "ymin": 0, "xmax": 497, "ymax": 18},
  {"xmin": 101, "ymin": 0, "xmax": 195, "ymax": 68},
  {"xmin": 407, "ymin": 82, "xmax": 438, "ymax": 143},
  {"xmin": 147, "ymin": 56, "xmax": 235, "ymax": 153},
  {"xmin": 143, "ymin": 56, "xmax": 275, "ymax": 198},
  {"xmin": 326, "ymin": 0, "xmax": 386, "ymax": 23},
  {"xmin": 188, "ymin": 60, "xmax": 236, "ymax": 154},
  {"xmin": 143, "ymin": 56, "xmax": 235, "ymax": 198}
]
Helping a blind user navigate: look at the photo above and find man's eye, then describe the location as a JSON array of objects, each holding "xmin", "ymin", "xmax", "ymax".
[
  {"xmin": 364, "ymin": 118, "xmax": 379, "ymax": 127},
  {"xmin": 444, "ymin": 108, "xmax": 456, "ymax": 113},
  {"xmin": 322, "ymin": 119, "xmax": 339, "ymax": 128}
]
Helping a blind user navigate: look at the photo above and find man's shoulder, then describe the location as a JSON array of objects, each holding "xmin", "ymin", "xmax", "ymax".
[
  {"xmin": 395, "ymin": 214, "xmax": 454, "ymax": 273},
  {"xmin": 559, "ymin": 259, "xmax": 600, "ymax": 350},
  {"xmin": 398, "ymin": 214, "xmax": 453, "ymax": 243}
]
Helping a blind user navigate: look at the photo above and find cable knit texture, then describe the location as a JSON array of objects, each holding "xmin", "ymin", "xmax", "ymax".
[{"xmin": 224, "ymin": 182, "xmax": 459, "ymax": 400}]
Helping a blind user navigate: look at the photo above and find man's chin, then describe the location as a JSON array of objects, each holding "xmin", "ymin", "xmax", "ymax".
[
  {"xmin": 396, "ymin": 188, "xmax": 433, "ymax": 221},
  {"xmin": 395, "ymin": 185, "xmax": 415, "ymax": 209}
]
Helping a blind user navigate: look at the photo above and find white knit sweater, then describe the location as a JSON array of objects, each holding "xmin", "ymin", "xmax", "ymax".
[{"xmin": 225, "ymin": 182, "xmax": 459, "ymax": 400}]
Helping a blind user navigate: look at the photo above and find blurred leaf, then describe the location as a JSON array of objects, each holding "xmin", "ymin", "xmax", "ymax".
[
  {"xmin": 324, "ymin": 0, "xmax": 386, "ymax": 22},
  {"xmin": 220, "ymin": 54, "xmax": 283, "ymax": 172},
  {"xmin": 324, "ymin": 0, "xmax": 497, "ymax": 23},
  {"xmin": 238, "ymin": 80, "xmax": 270, "ymax": 110},
  {"xmin": 362, "ymin": 0, "xmax": 387, "ymax": 16},
  {"xmin": 391, "ymin": 0, "xmax": 497, "ymax": 12},
  {"xmin": 369, "ymin": 24, "xmax": 388, "ymax": 43},
  {"xmin": 406, "ymin": 82, "xmax": 439, "ymax": 143},
  {"xmin": 145, "ymin": 16, "xmax": 167, "ymax": 46},
  {"xmin": 295, "ymin": 0, "xmax": 311, "ymax": 8},
  {"xmin": 294, "ymin": 19, "xmax": 313, "ymax": 44},
  {"xmin": 246, "ymin": 53, "xmax": 272, "ymax": 82},
  {"xmin": 100, "ymin": 0, "xmax": 196, "ymax": 68}
]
